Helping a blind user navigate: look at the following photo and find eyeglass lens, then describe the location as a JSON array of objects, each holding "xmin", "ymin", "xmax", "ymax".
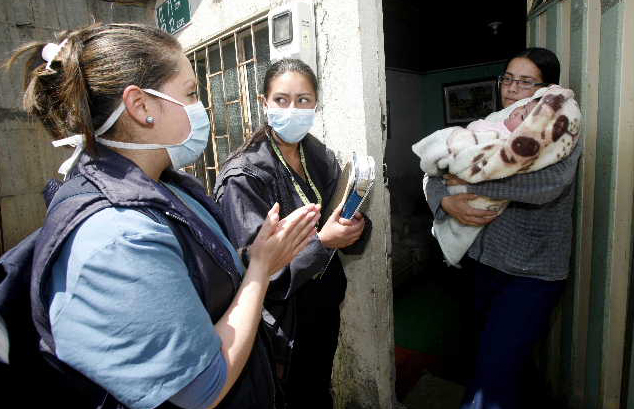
[{"xmin": 499, "ymin": 76, "xmax": 536, "ymax": 89}]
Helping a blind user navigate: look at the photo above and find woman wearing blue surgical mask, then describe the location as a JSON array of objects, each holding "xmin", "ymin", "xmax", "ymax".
[
  {"xmin": 5, "ymin": 23, "xmax": 320, "ymax": 409},
  {"xmin": 214, "ymin": 59, "xmax": 372, "ymax": 409}
]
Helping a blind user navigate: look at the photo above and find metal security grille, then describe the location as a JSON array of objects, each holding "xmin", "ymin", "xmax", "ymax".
[{"xmin": 184, "ymin": 17, "xmax": 270, "ymax": 194}]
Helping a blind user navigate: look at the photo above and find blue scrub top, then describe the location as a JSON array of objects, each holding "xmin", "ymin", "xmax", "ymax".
[{"xmin": 48, "ymin": 182, "xmax": 240, "ymax": 409}]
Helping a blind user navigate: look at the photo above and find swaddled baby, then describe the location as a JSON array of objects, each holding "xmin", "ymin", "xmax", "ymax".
[
  {"xmin": 448, "ymin": 99, "xmax": 541, "ymax": 213},
  {"xmin": 413, "ymin": 85, "xmax": 581, "ymax": 267},
  {"xmin": 468, "ymin": 99, "xmax": 539, "ymax": 136}
]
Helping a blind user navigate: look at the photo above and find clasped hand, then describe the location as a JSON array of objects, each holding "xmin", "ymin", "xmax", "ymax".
[
  {"xmin": 249, "ymin": 203, "xmax": 321, "ymax": 275},
  {"xmin": 318, "ymin": 204, "xmax": 365, "ymax": 249},
  {"xmin": 441, "ymin": 174, "xmax": 498, "ymax": 227}
]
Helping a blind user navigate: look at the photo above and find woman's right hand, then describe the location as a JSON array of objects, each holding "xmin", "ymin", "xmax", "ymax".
[
  {"xmin": 441, "ymin": 194, "xmax": 498, "ymax": 227},
  {"xmin": 317, "ymin": 204, "xmax": 366, "ymax": 249},
  {"xmin": 248, "ymin": 203, "xmax": 321, "ymax": 276}
]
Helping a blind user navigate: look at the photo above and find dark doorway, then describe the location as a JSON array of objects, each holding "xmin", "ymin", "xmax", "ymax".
[
  {"xmin": 383, "ymin": 0, "xmax": 527, "ymax": 72},
  {"xmin": 382, "ymin": 1, "xmax": 527, "ymax": 407}
]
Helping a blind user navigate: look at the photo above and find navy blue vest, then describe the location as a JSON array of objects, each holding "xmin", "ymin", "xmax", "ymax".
[{"xmin": 28, "ymin": 147, "xmax": 275, "ymax": 409}]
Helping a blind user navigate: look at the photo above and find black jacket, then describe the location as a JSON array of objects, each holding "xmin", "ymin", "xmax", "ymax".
[{"xmin": 214, "ymin": 134, "xmax": 371, "ymax": 374}]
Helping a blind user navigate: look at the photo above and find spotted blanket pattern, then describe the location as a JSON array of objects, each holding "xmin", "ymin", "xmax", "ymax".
[{"xmin": 412, "ymin": 85, "xmax": 581, "ymax": 267}]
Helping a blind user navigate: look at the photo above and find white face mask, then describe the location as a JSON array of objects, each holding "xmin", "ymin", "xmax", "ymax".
[
  {"xmin": 94, "ymin": 89, "xmax": 210, "ymax": 170},
  {"xmin": 266, "ymin": 107, "xmax": 315, "ymax": 143}
]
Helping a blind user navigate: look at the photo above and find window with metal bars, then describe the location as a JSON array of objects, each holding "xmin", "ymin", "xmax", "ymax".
[{"xmin": 184, "ymin": 17, "xmax": 270, "ymax": 195}]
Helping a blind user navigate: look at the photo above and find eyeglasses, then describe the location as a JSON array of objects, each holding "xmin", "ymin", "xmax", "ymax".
[{"xmin": 497, "ymin": 75, "xmax": 547, "ymax": 90}]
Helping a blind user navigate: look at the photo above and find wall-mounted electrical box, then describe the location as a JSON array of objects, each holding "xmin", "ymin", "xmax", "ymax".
[{"xmin": 268, "ymin": 0, "xmax": 316, "ymax": 74}]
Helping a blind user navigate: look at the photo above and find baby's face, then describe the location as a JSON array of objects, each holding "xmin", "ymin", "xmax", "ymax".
[{"xmin": 504, "ymin": 100, "xmax": 538, "ymax": 131}]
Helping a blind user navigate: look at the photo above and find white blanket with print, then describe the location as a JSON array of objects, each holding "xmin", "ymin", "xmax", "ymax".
[{"xmin": 412, "ymin": 85, "xmax": 581, "ymax": 267}]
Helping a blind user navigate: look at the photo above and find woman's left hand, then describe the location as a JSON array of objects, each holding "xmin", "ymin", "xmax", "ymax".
[
  {"xmin": 249, "ymin": 203, "xmax": 321, "ymax": 275},
  {"xmin": 317, "ymin": 204, "xmax": 365, "ymax": 249}
]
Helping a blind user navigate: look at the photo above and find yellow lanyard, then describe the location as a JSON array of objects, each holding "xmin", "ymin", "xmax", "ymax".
[{"xmin": 269, "ymin": 135, "xmax": 322, "ymax": 206}]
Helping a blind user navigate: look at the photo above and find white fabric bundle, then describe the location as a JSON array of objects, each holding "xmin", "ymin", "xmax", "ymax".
[{"xmin": 413, "ymin": 85, "xmax": 582, "ymax": 267}]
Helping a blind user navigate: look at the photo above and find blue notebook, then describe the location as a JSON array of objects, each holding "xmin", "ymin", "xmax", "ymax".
[{"xmin": 316, "ymin": 152, "xmax": 375, "ymax": 278}]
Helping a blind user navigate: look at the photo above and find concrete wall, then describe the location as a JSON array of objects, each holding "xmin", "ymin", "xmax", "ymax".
[
  {"xmin": 528, "ymin": 1, "xmax": 634, "ymax": 408},
  {"xmin": 319, "ymin": 1, "xmax": 393, "ymax": 406},
  {"xmin": 0, "ymin": 0, "xmax": 153, "ymax": 254},
  {"xmin": 165, "ymin": 0, "xmax": 394, "ymax": 407}
]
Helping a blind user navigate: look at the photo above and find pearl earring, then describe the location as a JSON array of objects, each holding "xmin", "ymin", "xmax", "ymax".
[{"xmin": 146, "ymin": 116, "xmax": 155, "ymax": 124}]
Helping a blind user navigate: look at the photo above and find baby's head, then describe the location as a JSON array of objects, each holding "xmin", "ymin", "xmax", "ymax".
[{"xmin": 504, "ymin": 99, "xmax": 540, "ymax": 131}]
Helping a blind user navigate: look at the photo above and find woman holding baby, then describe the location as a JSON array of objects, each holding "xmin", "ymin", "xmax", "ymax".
[{"xmin": 423, "ymin": 47, "xmax": 582, "ymax": 409}]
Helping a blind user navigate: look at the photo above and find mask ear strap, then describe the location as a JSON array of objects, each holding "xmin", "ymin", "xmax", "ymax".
[
  {"xmin": 143, "ymin": 89, "xmax": 185, "ymax": 106},
  {"xmin": 94, "ymin": 88, "xmax": 185, "ymax": 136},
  {"xmin": 95, "ymin": 103, "xmax": 126, "ymax": 136},
  {"xmin": 93, "ymin": 87, "xmax": 145, "ymax": 136},
  {"xmin": 51, "ymin": 88, "xmax": 188, "ymax": 178}
]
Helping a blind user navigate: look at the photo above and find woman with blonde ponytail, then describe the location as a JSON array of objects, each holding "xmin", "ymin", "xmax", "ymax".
[{"xmin": 4, "ymin": 23, "xmax": 319, "ymax": 409}]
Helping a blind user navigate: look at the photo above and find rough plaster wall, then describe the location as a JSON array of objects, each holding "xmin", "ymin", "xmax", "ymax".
[
  {"xmin": 313, "ymin": 1, "xmax": 393, "ymax": 408},
  {"xmin": 0, "ymin": 1, "xmax": 152, "ymax": 253},
  {"xmin": 173, "ymin": 1, "xmax": 394, "ymax": 407}
]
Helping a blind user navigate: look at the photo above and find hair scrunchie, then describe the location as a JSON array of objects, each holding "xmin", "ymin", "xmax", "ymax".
[{"xmin": 41, "ymin": 38, "xmax": 69, "ymax": 70}]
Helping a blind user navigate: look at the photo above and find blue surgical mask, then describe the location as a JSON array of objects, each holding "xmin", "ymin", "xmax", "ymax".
[
  {"xmin": 94, "ymin": 88, "xmax": 210, "ymax": 170},
  {"xmin": 266, "ymin": 107, "xmax": 315, "ymax": 143}
]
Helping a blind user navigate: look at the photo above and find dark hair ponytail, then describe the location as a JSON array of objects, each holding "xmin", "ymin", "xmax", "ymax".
[{"xmin": 4, "ymin": 23, "xmax": 182, "ymax": 155}]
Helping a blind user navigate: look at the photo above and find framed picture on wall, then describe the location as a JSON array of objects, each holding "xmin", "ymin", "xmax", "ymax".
[{"xmin": 442, "ymin": 78, "xmax": 498, "ymax": 126}]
